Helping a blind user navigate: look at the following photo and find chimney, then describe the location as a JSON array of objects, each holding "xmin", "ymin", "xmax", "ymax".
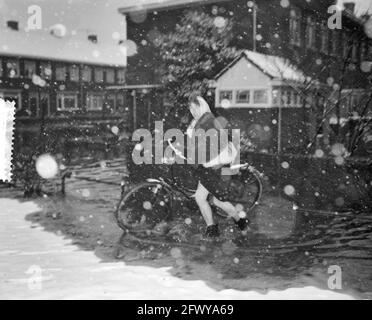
[
  {"xmin": 7, "ymin": 20, "xmax": 19, "ymax": 31},
  {"xmin": 88, "ymin": 34, "xmax": 98, "ymax": 43},
  {"xmin": 343, "ymin": 2, "xmax": 355, "ymax": 14}
]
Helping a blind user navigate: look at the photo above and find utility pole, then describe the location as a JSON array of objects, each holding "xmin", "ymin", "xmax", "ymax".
[{"xmin": 248, "ymin": 1, "xmax": 258, "ymax": 52}]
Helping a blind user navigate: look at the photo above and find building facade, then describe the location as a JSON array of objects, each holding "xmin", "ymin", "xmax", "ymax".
[
  {"xmin": 0, "ymin": 21, "xmax": 130, "ymax": 157},
  {"xmin": 119, "ymin": 0, "xmax": 372, "ymax": 154}
]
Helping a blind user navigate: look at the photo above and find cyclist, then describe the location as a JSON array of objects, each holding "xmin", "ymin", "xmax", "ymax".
[{"xmin": 186, "ymin": 93, "xmax": 250, "ymax": 238}]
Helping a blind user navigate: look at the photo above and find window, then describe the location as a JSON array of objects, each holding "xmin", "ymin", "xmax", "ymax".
[
  {"xmin": 284, "ymin": 90, "xmax": 292, "ymax": 106},
  {"xmin": 320, "ymin": 23, "xmax": 328, "ymax": 54},
  {"xmin": 56, "ymin": 64, "xmax": 66, "ymax": 81},
  {"xmin": 331, "ymin": 30, "xmax": 339, "ymax": 56},
  {"xmin": 106, "ymin": 68, "xmax": 115, "ymax": 83},
  {"xmin": 94, "ymin": 68, "xmax": 104, "ymax": 83},
  {"xmin": 57, "ymin": 92, "xmax": 78, "ymax": 111},
  {"xmin": 297, "ymin": 92, "xmax": 302, "ymax": 106},
  {"xmin": 342, "ymin": 33, "xmax": 349, "ymax": 59},
  {"xmin": 351, "ymin": 40, "xmax": 358, "ymax": 62},
  {"xmin": 116, "ymin": 93, "xmax": 125, "ymax": 111},
  {"xmin": 289, "ymin": 9, "xmax": 301, "ymax": 46},
  {"xmin": 41, "ymin": 93, "xmax": 50, "ymax": 116},
  {"xmin": 40, "ymin": 61, "xmax": 52, "ymax": 80},
  {"xmin": 117, "ymin": 69, "xmax": 125, "ymax": 84},
  {"xmin": 6, "ymin": 59, "xmax": 20, "ymax": 78},
  {"xmin": 69, "ymin": 65, "xmax": 79, "ymax": 82},
  {"xmin": 219, "ymin": 90, "xmax": 233, "ymax": 104},
  {"xmin": 291, "ymin": 91, "xmax": 297, "ymax": 107},
  {"xmin": 27, "ymin": 92, "xmax": 38, "ymax": 117},
  {"xmin": 0, "ymin": 91, "xmax": 22, "ymax": 110},
  {"xmin": 106, "ymin": 94, "xmax": 116, "ymax": 111},
  {"xmin": 82, "ymin": 66, "xmax": 92, "ymax": 82},
  {"xmin": 305, "ymin": 16, "xmax": 316, "ymax": 49},
  {"xmin": 24, "ymin": 60, "xmax": 36, "ymax": 78},
  {"xmin": 86, "ymin": 93, "xmax": 104, "ymax": 111},
  {"xmin": 236, "ymin": 90, "xmax": 250, "ymax": 103},
  {"xmin": 272, "ymin": 89, "xmax": 280, "ymax": 105},
  {"xmin": 361, "ymin": 40, "xmax": 368, "ymax": 61},
  {"xmin": 253, "ymin": 89, "xmax": 268, "ymax": 104}
]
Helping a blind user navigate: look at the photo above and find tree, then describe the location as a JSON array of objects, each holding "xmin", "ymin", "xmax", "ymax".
[{"xmin": 156, "ymin": 10, "xmax": 238, "ymax": 120}]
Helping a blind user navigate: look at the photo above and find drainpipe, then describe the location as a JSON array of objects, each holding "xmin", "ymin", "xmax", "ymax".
[{"xmin": 132, "ymin": 89, "xmax": 137, "ymax": 130}]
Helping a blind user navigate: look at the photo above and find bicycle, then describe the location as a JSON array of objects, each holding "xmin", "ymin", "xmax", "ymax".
[{"xmin": 114, "ymin": 143, "xmax": 263, "ymax": 238}]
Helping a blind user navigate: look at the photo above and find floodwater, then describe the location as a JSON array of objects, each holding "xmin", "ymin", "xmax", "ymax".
[{"xmin": 23, "ymin": 158, "xmax": 372, "ymax": 299}]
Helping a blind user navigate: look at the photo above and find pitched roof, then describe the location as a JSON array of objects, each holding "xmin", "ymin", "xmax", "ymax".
[
  {"xmin": 215, "ymin": 50, "xmax": 307, "ymax": 83},
  {"xmin": 118, "ymin": 0, "xmax": 225, "ymax": 14},
  {"xmin": 0, "ymin": 28, "xmax": 127, "ymax": 67}
]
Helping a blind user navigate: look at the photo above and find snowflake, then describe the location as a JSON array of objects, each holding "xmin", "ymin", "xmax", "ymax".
[
  {"xmin": 281, "ymin": 161, "xmax": 289, "ymax": 169},
  {"xmin": 280, "ymin": 0, "xmax": 290, "ymax": 8},
  {"xmin": 35, "ymin": 154, "xmax": 58, "ymax": 179},
  {"xmin": 284, "ymin": 185, "xmax": 295, "ymax": 196}
]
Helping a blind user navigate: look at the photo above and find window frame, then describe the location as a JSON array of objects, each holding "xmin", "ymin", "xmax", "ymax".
[
  {"xmin": 94, "ymin": 67, "xmax": 104, "ymax": 83},
  {"xmin": 331, "ymin": 30, "xmax": 339, "ymax": 56},
  {"xmin": 86, "ymin": 93, "xmax": 104, "ymax": 111},
  {"xmin": 82, "ymin": 65, "xmax": 92, "ymax": 82},
  {"xmin": 24, "ymin": 60, "xmax": 37, "ymax": 79},
  {"xmin": 305, "ymin": 16, "xmax": 316, "ymax": 50},
  {"xmin": 117, "ymin": 69, "xmax": 125, "ymax": 84},
  {"xmin": 69, "ymin": 65, "xmax": 80, "ymax": 82},
  {"xmin": 105, "ymin": 68, "xmax": 115, "ymax": 84},
  {"xmin": 253, "ymin": 89, "xmax": 269, "ymax": 105},
  {"xmin": 106, "ymin": 93, "xmax": 116, "ymax": 111},
  {"xmin": 289, "ymin": 8, "xmax": 302, "ymax": 46},
  {"xmin": 56, "ymin": 64, "xmax": 66, "ymax": 81},
  {"xmin": 236, "ymin": 90, "xmax": 250, "ymax": 104},
  {"xmin": 219, "ymin": 90, "xmax": 233, "ymax": 106},
  {"xmin": 40, "ymin": 61, "xmax": 52, "ymax": 80},
  {"xmin": 57, "ymin": 92, "xmax": 78, "ymax": 111},
  {"xmin": 6, "ymin": 59, "xmax": 20, "ymax": 78},
  {"xmin": 27, "ymin": 91, "xmax": 39, "ymax": 117},
  {"xmin": 320, "ymin": 23, "xmax": 328, "ymax": 54}
]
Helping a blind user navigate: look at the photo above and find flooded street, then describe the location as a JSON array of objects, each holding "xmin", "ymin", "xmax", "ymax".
[{"xmin": 4, "ymin": 159, "xmax": 369, "ymax": 299}]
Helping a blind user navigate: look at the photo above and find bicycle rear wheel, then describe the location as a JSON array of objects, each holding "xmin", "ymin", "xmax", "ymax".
[
  {"xmin": 115, "ymin": 182, "xmax": 173, "ymax": 235},
  {"xmin": 215, "ymin": 168, "xmax": 263, "ymax": 218}
]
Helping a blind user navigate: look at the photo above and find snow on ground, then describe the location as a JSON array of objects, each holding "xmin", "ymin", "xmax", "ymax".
[{"xmin": 0, "ymin": 197, "xmax": 356, "ymax": 299}]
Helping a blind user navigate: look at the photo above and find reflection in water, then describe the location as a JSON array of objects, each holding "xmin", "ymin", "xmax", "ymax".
[{"xmin": 36, "ymin": 158, "xmax": 372, "ymax": 298}]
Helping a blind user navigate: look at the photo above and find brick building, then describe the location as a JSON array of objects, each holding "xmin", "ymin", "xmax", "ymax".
[
  {"xmin": 119, "ymin": 0, "xmax": 372, "ymax": 154},
  {"xmin": 0, "ymin": 20, "xmax": 129, "ymax": 156}
]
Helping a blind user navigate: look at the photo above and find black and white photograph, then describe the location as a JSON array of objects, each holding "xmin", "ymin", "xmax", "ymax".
[{"xmin": 1, "ymin": 0, "xmax": 372, "ymax": 303}]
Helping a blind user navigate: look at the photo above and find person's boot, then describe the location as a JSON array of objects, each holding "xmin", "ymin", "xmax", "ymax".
[
  {"xmin": 205, "ymin": 224, "xmax": 220, "ymax": 238},
  {"xmin": 234, "ymin": 218, "xmax": 250, "ymax": 231}
]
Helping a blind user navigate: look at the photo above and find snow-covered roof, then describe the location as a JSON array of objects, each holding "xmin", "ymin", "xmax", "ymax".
[
  {"xmin": 118, "ymin": 0, "xmax": 226, "ymax": 13},
  {"xmin": 0, "ymin": 28, "xmax": 127, "ymax": 67},
  {"xmin": 215, "ymin": 50, "xmax": 307, "ymax": 83}
]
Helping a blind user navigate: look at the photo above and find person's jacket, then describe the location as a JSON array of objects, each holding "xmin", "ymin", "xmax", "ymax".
[{"xmin": 186, "ymin": 112, "xmax": 234, "ymax": 168}]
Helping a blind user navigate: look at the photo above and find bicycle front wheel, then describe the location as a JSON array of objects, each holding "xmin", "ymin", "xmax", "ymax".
[
  {"xmin": 115, "ymin": 182, "xmax": 173, "ymax": 235},
  {"xmin": 216, "ymin": 168, "xmax": 263, "ymax": 218}
]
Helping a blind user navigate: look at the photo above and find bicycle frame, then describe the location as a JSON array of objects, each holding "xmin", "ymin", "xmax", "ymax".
[{"xmin": 145, "ymin": 162, "xmax": 262, "ymax": 200}]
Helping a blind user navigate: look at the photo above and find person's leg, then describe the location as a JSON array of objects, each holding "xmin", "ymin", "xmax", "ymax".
[
  {"xmin": 194, "ymin": 182, "xmax": 214, "ymax": 226},
  {"xmin": 211, "ymin": 197, "xmax": 240, "ymax": 221}
]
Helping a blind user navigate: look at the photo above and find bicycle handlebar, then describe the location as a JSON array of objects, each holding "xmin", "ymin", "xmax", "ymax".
[{"xmin": 167, "ymin": 139, "xmax": 187, "ymax": 160}]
